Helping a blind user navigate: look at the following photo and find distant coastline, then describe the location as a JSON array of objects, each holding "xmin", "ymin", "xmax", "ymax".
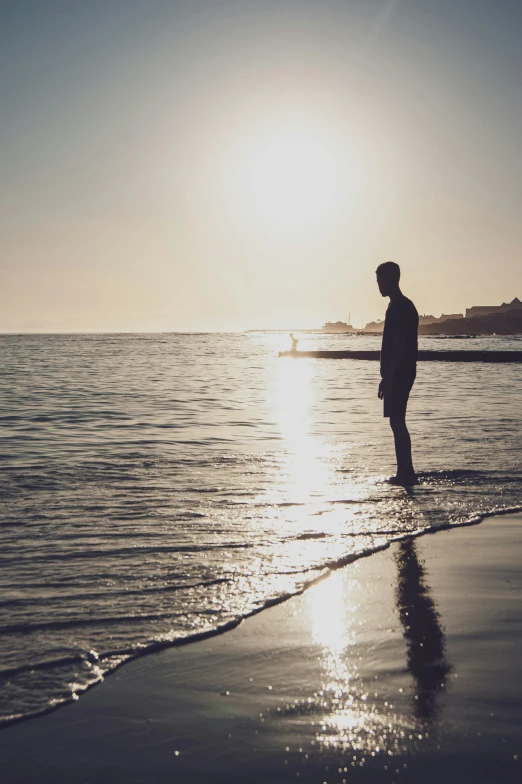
[
  {"xmin": 419, "ymin": 307, "xmax": 522, "ymax": 336},
  {"xmin": 247, "ymin": 297, "xmax": 522, "ymax": 336},
  {"xmin": 364, "ymin": 297, "xmax": 522, "ymax": 335}
]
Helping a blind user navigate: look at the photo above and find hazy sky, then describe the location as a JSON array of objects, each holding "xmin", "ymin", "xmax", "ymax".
[{"xmin": 2, "ymin": 0, "xmax": 522, "ymax": 331}]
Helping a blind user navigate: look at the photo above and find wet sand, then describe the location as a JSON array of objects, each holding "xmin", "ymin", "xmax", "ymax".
[{"xmin": 1, "ymin": 514, "xmax": 521, "ymax": 783}]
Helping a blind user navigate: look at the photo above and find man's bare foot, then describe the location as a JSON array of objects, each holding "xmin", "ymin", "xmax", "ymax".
[{"xmin": 387, "ymin": 473, "xmax": 418, "ymax": 486}]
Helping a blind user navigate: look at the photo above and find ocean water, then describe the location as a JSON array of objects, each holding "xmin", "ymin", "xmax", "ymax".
[{"xmin": 1, "ymin": 332, "xmax": 521, "ymax": 726}]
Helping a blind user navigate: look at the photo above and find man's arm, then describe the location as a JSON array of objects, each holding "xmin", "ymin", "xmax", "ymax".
[{"xmin": 378, "ymin": 329, "xmax": 407, "ymax": 399}]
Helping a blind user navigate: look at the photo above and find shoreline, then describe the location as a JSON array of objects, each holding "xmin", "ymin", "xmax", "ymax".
[
  {"xmin": 3, "ymin": 504, "xmax": 522, "ymax": 733},
  {"xmin": 2, "ymin": 504, "xmax": 522, "ymax": 731},
  {"xmin": 1, "ymin": 512, "xmax": 521, "ymax": 783}
]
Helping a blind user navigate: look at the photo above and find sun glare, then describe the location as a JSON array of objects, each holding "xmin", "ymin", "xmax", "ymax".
[{"xmin": 230, "ymin": 121, "xmax": 349, "ymax": 232}]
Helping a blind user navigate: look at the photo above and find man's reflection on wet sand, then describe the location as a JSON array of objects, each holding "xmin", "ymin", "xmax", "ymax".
[{"xmin": 395, "ymin": 538, "xmax": 451, "ymax": 721}]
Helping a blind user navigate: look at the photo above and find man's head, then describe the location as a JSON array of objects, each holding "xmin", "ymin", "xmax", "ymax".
[{"xmin": 376, "ymin": 261, "xmax": 400, "ymax": 297}]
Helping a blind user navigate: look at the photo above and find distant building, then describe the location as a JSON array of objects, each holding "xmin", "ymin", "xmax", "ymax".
[
  {"xmin": 420, "ymin": 313, "xmax": 463, "ymax": 325},
  {"xmin": 466, "ymin": 297, "xmax": 522, "ymax": 319},
  {"xmin": 322, "ymin": 321, "xmax": 355, "ymax": 333},
  {"xmin": 363, "ymin": 320, "xmax": 384, "ymax": 332},
  {"xmin": 439, "ymin": 313, "xmax": 464, "ymax": 321},
  {"xmin": 364, "ymin": 312, "xmax": 463, "ymax": 331}
]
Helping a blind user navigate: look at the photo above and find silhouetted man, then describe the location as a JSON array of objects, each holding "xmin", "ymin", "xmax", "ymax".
[{"xmin": 376, "ymin": 261, "xmax": 418, "ymax": 485}]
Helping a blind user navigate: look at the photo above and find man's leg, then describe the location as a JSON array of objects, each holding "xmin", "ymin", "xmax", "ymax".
[{"xmin": 389, "ymin": 415, "xmax": 415, "ymax": 480}]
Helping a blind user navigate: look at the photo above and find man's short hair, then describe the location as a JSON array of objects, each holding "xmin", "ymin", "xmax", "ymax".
[{"xmin": 376, "ymin": 261, "xmax": 400, "ymax": 283}]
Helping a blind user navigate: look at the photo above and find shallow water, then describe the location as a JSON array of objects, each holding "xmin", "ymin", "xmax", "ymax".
[{"xmin": 1, "ymin": 332, "xmax": 521, "ymax": 724}]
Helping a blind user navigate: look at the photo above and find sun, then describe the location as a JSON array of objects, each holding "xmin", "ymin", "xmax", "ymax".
[{"xmin": 234, "ymin": 125, "xmax": 347, "ymax": 232}]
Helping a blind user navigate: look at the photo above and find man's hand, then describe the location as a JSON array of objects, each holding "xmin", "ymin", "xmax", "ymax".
[{"xmin": 378, "ymin": 379, "xmax": 386, "ymax": 399}]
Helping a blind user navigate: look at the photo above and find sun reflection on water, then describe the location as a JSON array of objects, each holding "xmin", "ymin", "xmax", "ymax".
[
  {"xmin": 309, "ymin": 570, "xmax": 351, "ymax": 654},
  {"xmin": 266, "ymin": 348, "xmax": 402, "ymax": 564},
  {"xmin": 272, "ymin": 357, "xmax": 331, "ymax": 504},
  {"xmin": 306, "ymin": 570, "xmax": 413, "ymax": 761},
  {"xmin": 256, "ymin": 342, "xmax": 453, "ymax": 773}
]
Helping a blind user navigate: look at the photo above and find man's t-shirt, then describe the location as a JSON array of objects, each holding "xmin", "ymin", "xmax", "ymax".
[{"xmin": 380, "ymin": 296, "xmax": 419, "ymax": 381}]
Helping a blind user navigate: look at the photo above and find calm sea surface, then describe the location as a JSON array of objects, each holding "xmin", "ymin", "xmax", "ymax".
[{"xmin": 1, "ymin": 332, "xmax": 521, "ymax": 724}]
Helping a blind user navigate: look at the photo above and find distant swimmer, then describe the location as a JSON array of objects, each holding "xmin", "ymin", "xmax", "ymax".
[
  {"xmin": 376, "ymin": 261, "xmax": 418, "ymax": 486},
  {"xmin": 290, "ymin": 333, "xmax": 299, "ymax": 352}
]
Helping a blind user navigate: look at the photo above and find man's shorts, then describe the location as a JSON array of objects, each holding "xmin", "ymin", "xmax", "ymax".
[{"xmin": 383, "ymin": 373, "xmax": 416, "ymax": 418}]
